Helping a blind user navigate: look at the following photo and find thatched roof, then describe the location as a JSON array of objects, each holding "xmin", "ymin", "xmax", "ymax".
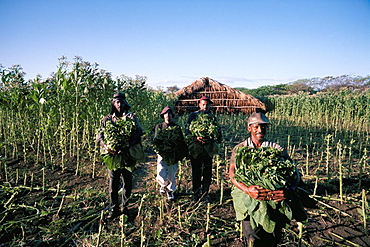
[{"xmin": 175, "ymin": 77, "xmax": 266, "ymax": 114}]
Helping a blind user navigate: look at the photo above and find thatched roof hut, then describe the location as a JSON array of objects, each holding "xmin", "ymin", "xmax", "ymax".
[{"xmin": 175, "ymin": 77, "xmax": 266, "ymax": 114}]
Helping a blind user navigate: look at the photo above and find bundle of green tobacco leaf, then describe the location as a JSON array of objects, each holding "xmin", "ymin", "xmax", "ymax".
[
  {"xmin": 102, "ymin": 116, "xmax": 138, "ymax": 171},
  {"xmin": 186, "ymin": 113, "xmax": 221, "ymax": 158},
  {"xmin": 153, "ymin": 126, "xmax": 187, "ymax": 165},
  {"xmin": 234, "ymin": 147, "xmax": 296, "ymax": 190},
  {"xmin": 104, "ymin": 116, "xmax": 137, "ymax": 151},
  {"xmin": 233, "ymin": 146, "xmax": 307, "ymax": 233},
  {"xmin": 188, "ymin": 113, "xmax": 221, "ymax": 142}
]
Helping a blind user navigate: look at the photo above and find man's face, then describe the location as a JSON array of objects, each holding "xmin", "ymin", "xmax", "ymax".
[
  {"xmin": 113, "ymin": 100, "xmax": 125, "ymax": 113},
  {"xmin": 163, "ymin": 112, "xmax": 172, "ymax": 123},
  {"xmin": 198, "ymin": 100, "xmax": 210, "ymax": 112},
  {"xmin": 248, "ymin": 123, "xmax": 268, "ymax": 142}
]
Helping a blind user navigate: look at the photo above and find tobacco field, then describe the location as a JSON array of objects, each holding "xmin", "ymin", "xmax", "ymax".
[{"xmin": 0, "ymin": 58, "xmax": 369, "ymax": 246}]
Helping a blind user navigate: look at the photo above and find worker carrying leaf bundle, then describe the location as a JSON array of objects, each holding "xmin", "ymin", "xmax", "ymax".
[
  {"xmin": 185, "ymin": 96, "xmax": 222, "ymax": 202},
  {"xmin": 229, "ymin": 112, "xmax": 307, "ymax": 247},
  {"xmin": 153, "ymin": 106, "xmax": 188, "ymax": 201},
  {"xmin": 97, "ymin": 92, "xmax": 144, "ymax": 220}
]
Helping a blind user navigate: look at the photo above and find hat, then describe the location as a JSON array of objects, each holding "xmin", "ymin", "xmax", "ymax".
[
  {"xmin": 247, "ymin": 112, "xmax": 270, "ymax": 125},
  {"xmin": 199, "ymin": 96, "xmax": 213, "ymax": 104},
  {"xmin": 112, "ymin": 92, "xmax": 131, "ymax": 108},
  {"xmin": 113, "ymin": 92, "xmax": 126, "ymax": 100},
  {"xmin": 160, "ymin": 106, "xmax": 174, "ymax": 118}
]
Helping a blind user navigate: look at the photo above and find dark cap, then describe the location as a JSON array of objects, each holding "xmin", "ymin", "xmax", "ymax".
[
  {"xmin": 112, "ymin": 92, "xmax": 131, "ymax": 108},
  {"xmin": 160, "ymin": 106, "xmax": 174, "ymax": 118},
  {"xmin": 247, "ymin": 112, "xmax": 270, "ymax": 125},
  {"xmin": 199, "ymin": 96, "xmax": 213, "ymax": 104},
  {"xmin": 113, "ymin": 92, "xmax": 126, "ymax": 100}
]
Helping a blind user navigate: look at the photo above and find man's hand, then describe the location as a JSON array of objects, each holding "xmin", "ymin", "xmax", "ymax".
[
  {"xmin": 196, "ymin": 136, "xmax": 205, "ymax": 144},
  {"xmin": 244, "ymin": 185, "xmax": 286, "ymax": 202},
  {"xmin": 196, "ymin": 136, "xmax": 210, "ymax": 144},
  {"xmin": 104, "ymin": 145, "xmax": 116, "ymax": 155},
  {"xmin": 270, "ymin": 189, "xmax": 286, "ymax": 202}
]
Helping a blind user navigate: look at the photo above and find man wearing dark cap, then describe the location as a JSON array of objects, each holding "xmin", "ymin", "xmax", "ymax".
[
  {"xmin": 185, "ymin": 96, "xmax": 222, "ymax": 201},
  {"xmin": 229, "ymin": 112, "xmax": 300, "ymax": 246},
  {"xmin": 153, "ymin": 106, "xmax": 187, "ymax": 200},
  {"xmin": 97, "ymin": 92, "xmax": 144, "ymax": 220}
]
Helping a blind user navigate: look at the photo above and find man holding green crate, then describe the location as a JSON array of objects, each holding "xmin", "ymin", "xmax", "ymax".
[
  {"xmin": 97, "ymin": 92, "xmax": 144, "ymax": 220},
  {"xmin": 229, "ymin": 112, "xmax": 305, "ymax": 246}
]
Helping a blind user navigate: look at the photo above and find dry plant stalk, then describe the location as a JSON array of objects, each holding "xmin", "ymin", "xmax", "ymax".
[
  {"xmin": 315, "ymin": 199, "xmax": 351, "ymax": 217},
  {"xmin": 328, "ymin": 231, "xmax": 361, "ymax": 247},
  {"xmin": 206, "ymin": 203, "xmax": 210, "ymax": 233},
  {"xmin": 178, "ymin": 205, "xmax": 182, "ymax": 228},
  {"xmin": 55, "ymin": 195, "xmax": 65, "ymax": 217},
  {"xmin": 96, "ymin": 210, "xmax": 104, "ymax": 247},
  {"xmin": 362, "ymin": 189, "xmax": 368, "ymax": 235},
  {"xmin": 120, "ymin": 214, "xmax": 128, "ymax": 247}
]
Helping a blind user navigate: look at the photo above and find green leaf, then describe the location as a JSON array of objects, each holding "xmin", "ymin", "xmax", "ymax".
[
  {"xmin": 103, "ymin": 154, "xmax": 122, "ymax": 171},
  {"xmin": 232, "ymin": 146, "xmax": 305, "ymax": 233}
]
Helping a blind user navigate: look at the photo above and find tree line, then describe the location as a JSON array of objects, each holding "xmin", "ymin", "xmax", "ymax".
[{"xmin": 235, "ymin": 75, "xmax": 370, "ymax": 97}]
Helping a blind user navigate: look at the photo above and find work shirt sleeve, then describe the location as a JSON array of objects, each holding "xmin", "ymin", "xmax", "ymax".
[
  {"xmin": 96, "ymin": 115, "xmax": 110, "ymax": 147},
  {"xmin": 185, "ymin": 112, "xmax": 197, "ymax": 135}
]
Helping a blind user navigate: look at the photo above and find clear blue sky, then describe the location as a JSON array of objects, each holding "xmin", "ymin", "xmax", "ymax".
[{"xmin": 1, "ymin": 0, "xmax": 369, "ymax": 89}]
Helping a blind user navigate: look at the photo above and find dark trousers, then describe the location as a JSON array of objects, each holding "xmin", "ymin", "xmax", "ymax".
[
  {"xmin": 108, "ymin": 168, "xmax": 132, "ymax": 211},
  {"xmin": 241, "ymin": 218, "xmax": 284, "ymax": 247},
  {"xmin": 190, "ymin": 155, "xmax": 213, "ymax": 194}
]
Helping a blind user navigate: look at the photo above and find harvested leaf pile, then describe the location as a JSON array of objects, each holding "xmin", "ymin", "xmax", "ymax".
[
  {"xmin": 233, "ymin": 146, "xmax": 307, "ymax": 233},
  {"xmin": 186, "ymin": 113, "xmax": 222, "ymax": 158},
  {"xmin": 104, "ymin": 116, "xmax": 137, "ymax": 151},
  {"xmin": 153, "ymin": 125, "xmax": 187, "ymax": 165},
  {"xmin": 234, "ymin": 147, "xmax": 296, "ymax": 190},
  {"xmin": 102, "ymin": 116, "xmax": 137, "ymax": 171}
]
